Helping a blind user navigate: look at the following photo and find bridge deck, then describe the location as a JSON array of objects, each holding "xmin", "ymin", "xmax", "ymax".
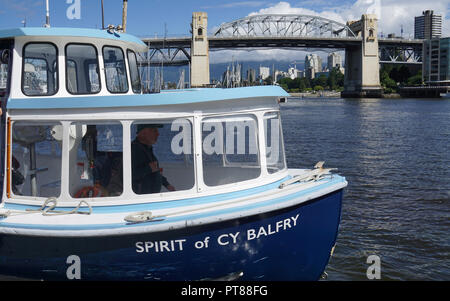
[{"xmin": 142, "ymin": 36, "xmax": 423, "ymax": 50}]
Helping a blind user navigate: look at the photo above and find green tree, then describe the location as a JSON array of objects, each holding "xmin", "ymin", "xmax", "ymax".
[
  {"xmin": 298, "ymin": 77, "xmax": 308, "ymax": 91},
  {"xmin": 390, "ymin": 65, "xmax": 411, "ymax": 84},
  {"xmin": 406, "ymin": 71, "xmax": 422, "ymax": 86},
  {"xmin": 328, "ymin": 71, "xmax": 336, "ymax": 90},
  {"xmin": 278, "ymin": 77, "xmax": 291, "ymax": 92},
  {"xmin": 327, "ymin": 67, "xmax": 344, "ymax": 90},
  {"xmin": 318, "ymin": 74, "xmax": 328, "ymax": 89},
  {"xmin": 380, "ymin": 66, "xmax": 397, "ymax": 92},
  {"xmin": 280, "ymin": 83, "xmax": 289, "ymax": 92},
  {"xmin": 336, "ymin": 69, "xmax": 344, "ymax": 87},
  {"xmin": 263, "ymin": 75, "xmax": 273, "ymax": 85}
]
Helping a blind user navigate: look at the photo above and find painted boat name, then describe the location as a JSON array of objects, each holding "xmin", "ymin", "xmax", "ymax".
[{"xmin": 135, "ymin": 214, "xmax": 300, "ymax": 253}]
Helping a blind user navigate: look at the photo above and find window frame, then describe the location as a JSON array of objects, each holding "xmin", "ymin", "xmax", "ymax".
[
  {"xmin": 21, "ymin": 42, "xmax": 59, "ymax": 97},
  {"xmin": 10, "ymin": 120, "xmax": 63, "ymax": 199},
  {"xmin": 130, "ymin": 118, "xmax": 196, "ymax": 196},
  {"xmin": 0, "ymin": 40, "xmax": 13, "ymax": 95},
  {"xmin": 68, "ymin": 121, "xmax": 124, "ymax": 199},
  {"xmin": 263, "ymin": 111, "xmax": 287, "ymax": 175},
  {"xmin": 65, "ymin": 43, "xmax": 101, "ymax": 95},
  {"xmin": 102, "ymin": 45, "xmax": 129, "ymax": 94},
  {"xmin": 200, "ymin": 113, "xmax": 262, "ymax": 188}
]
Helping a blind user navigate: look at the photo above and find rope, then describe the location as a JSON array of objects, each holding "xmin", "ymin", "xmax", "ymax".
[
  {"xmin": 0, "ymin": 197, "xmax": 92, "ymax": 218},
  {"xmin": 0, "ymin": 211, "xmax": 11, "ymax": 219},
  {"xmin": 124, "ymin": 211, "xmax": 165, "ymax": 223},
  {"xmin": 26, "ymin": 198, "xmax": 92, "ymax": 216},
  {"xmin": 278, "ymin": 161, "xmax": 336, "ymax": 189}
]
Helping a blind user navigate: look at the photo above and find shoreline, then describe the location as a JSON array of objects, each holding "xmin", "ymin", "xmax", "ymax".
[
  {"xmin": 289, "ymin": 91, "xmax": 341, "ymax": 98},
  {"xmin": 289, "ymin": 92, "xmax": 404, "ymax": 99}
]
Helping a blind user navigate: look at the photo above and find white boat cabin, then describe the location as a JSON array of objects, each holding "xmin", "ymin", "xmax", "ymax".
[{"xmin": 0, "ymin": 28, "xmax": 289, "ymax": 207}]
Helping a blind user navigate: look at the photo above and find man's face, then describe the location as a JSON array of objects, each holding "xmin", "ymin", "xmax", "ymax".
[{"xmin": 139, "ymin": 127, "xmax": 159, "ymax": 145}]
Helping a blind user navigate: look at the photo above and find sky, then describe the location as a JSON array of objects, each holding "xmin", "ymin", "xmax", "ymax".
[{"xmin": 0, "ymin": 0, "xmax": 449, "ymax": 63}]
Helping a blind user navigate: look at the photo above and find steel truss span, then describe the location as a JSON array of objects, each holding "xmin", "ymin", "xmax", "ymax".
[{"xmin": 214, "ymin": 14, "xmax": 357, "ymax": 38}]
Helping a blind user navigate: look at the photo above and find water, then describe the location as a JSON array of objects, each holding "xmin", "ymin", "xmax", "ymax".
[{"xmin": 281, "ymin": 97, "xmax": 450, "ymax": 281}]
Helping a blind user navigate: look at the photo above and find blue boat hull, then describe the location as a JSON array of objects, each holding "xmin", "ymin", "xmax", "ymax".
[{"xmin": 0, "ymin": 189, "xmax": 343, "ymax": 281}]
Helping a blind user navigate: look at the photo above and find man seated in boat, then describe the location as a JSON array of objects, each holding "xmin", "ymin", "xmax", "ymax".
[{"xmin": 131, "ymin": 124, "xmax": 176, "ymax": 194}]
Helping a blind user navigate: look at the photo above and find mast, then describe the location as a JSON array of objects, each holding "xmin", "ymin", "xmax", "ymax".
[
  {"xmin": 44, "ymin": 0, "xmax": 50, "ymax": 28},
  {"xmin": 101, "ymin": 0, "xmax": 105, "ymax": 29},
  {"xmin": 122, "ymin": 0, "xmax": 128, "ymax": 32}
]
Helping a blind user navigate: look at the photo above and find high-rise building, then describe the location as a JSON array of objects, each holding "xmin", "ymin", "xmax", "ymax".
[
  {"xmin": 247, "ymin": 68, "xmax": 256, "ymax": 83},
  {"xmin": 414, "ymin": 10, "xmax": 442, "ymax": 40},
  {"xmin": 422, "ymin": 37, "xmax": 450, "ymax": 84},
  {"xmin": 287, "ymin": 67, "xmax": 302, "ymax": 80},
  {"xmin": 327, "ymin": 52, "xmax": 342, "ymax": 70},
  {"xmin": 259, "ymin": 66, "xmax": 270, "ymax": 80},
  {"xmin": 305, "ymin": 54, "xmax": 322, "ymax": 79}
]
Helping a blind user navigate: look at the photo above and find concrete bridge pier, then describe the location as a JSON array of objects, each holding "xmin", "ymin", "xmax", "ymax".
[
  {"xmin": 190, "ymin": 12, "xmax": 210, "ymax": 88},
  {"xmin": 342, "ymin": 14, "xmax": 382, "ymax": 98}
]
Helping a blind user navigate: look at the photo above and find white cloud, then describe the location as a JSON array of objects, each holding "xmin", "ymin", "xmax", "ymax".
[
  {"xmin": 379, "ymin": 1, "xmax": 450, "ymax": 38},
  {"xmin": 202, "ymin": 1, "xmax": 268, "ymax": 9},
  {"xmin": 247, "ymin": 0, "xmax": 450, "ymax": 38},
  {"xmin": 209, "ymin": 0, "xmax": 450, "ymax": 63},
  {"xmin": 248, "ymin": 1, "xmax": 346, "ymax": 24}
]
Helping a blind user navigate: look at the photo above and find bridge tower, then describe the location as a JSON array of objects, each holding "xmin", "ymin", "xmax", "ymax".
[
  {"xmin": 190, "ymin": 12, "xmax": 210, "ymax": 88},
  {"xmin": 343, "ymin": 14, "xmax": 382, "ymax": 98}
]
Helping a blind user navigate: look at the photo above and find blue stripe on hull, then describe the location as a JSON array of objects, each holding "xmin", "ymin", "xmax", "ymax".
[{"xmin": 0, "ymin": 190, "xmax": 343, "ymax": 281}]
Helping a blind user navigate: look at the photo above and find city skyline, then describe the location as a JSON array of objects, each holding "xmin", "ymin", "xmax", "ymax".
[{"xmin": 218, "ymin": 52, "xmax": 343, "ymax": 86}]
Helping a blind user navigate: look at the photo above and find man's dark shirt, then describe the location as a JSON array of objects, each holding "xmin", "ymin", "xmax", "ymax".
[{"xmin": 131, "ymin": 139, "xmax": 170, "ymax": 194}]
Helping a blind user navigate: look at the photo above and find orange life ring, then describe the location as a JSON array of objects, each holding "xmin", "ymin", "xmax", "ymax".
[{"xmin": 74, "ymin": 184, "xmax": 107, "ymax": 198}]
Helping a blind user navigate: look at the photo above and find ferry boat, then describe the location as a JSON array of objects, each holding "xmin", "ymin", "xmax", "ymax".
[{"xmin": 0, "ymin": 27, "xmax": 347, "ymax": 281}]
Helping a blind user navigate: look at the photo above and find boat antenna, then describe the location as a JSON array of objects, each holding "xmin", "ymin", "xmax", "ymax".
[
  {"xmin": 101, "ymin": 0, "xmax": 105, "ymax": 29},
  {"xmin": 44, "ymin": 0, "xmax": 50, "ymax": 28},
  {"xmin": 122, "ymin": 0, "xmax": 128, "ymax": 32}
]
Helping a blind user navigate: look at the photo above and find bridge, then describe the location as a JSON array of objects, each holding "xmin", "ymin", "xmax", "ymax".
[{"xmin": 140, "ymin": 13, "xmax": 423, "ymax": 97}]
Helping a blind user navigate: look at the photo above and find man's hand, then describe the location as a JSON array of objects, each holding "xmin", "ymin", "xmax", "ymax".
[{"xmin": 166, "ymin": 185, "xmax": 176, "ymax": 191}]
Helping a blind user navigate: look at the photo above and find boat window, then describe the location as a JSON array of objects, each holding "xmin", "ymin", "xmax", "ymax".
[
  {"xmin": 65, "ymin": 44, "xmax": 100, "ymax": 94},
  {"xmin": 0, "ymin": 60, "xmax": 8, "ymax": 92},
  {"xmin": 127, "ymin": 50, "xmax": 141, "ymax": 94},
  {"xmin": 103, "ymin": 46, "xmax": 128, "ymax": 93},
  {"xmin": 11, "ymin": 121, "xmax": 62, "ymax": 198},
  {"xmin": 202, "ymin": 115, "xmax": 260, "ymax": 187},
  {"xmin": 69, "ymin": 122, "xmax": 123, "ymax": 198},
  {"xmin": 130, "ymin": 119, "xmax": 194, "ymax": 195},
  {"xmin": 66, "ymin": 60, "xmax": 78, "ymax": 92},
  {"xmin": 264, "ymin": 112, "xmax": 286, "ymax": 174},
  {"xmin": 22, "ymin": 43, "xmax": 58, "ymax": 96},
  {"xmin": 0, "ymin": 41, "xmax": 11, "ymax": 94}
]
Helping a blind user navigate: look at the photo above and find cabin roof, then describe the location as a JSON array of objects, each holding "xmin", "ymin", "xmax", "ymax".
[
  {"xmin": 0, "ymin": 27, "xmax": 147, "ymax": 51},
  {"xmin": 7, "ymin": 86, "xmax": 290, "ymax": 110}
]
